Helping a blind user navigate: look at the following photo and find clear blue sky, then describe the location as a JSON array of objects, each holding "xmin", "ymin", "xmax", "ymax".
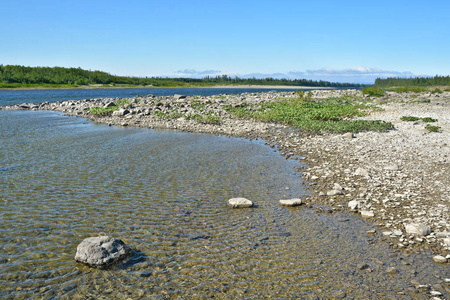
[{"xmin": 1, "ymin": 0, "xmax": 449, "ymax": 83}]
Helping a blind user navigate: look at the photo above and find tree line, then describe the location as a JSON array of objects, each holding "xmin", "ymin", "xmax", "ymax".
[
  {"xmin": 0, "ymin": 65, "xmax": 364, "ymax": 88},
  {"xmin": 374, "ymin": 75, "xmax": 450, "ymax": 87}
]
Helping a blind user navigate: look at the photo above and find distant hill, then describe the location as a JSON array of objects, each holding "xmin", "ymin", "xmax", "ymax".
[{"xmin": 0, "ymin": 64, "xmax": 365, "ymax": 88}]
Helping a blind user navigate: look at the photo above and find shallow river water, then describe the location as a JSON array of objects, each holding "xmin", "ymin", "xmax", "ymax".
[{"xmin": 0, "ymin": 108, "xmax": 449, "ymax": 299}]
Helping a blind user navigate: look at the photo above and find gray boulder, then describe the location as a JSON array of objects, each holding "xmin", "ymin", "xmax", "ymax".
[
  {"xmin": 75, "ymin": 236, "xmax": 131, "ymax": 267},
  {"xmin": 112, "ymin": 109, "xmax": 129, "ymax": 117},
  {"xmin": 227, "ymin": 197, "xmax": 253, "ymax": 208}
]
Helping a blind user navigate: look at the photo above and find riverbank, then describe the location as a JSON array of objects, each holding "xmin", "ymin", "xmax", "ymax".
[{"xmin": 3, "ymin": 89, "xmax": 449, "ymax": 261}]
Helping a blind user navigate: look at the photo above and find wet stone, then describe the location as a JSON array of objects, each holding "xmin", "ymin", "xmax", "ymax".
[
  {"xmin": 227, "ymin": 197, "xmax": 253, "ymax": 208},
  {"xmin": 279, "ymin": 198, "xmax": 302, "ymax": 206},
  {"xmin": 75, "ymin": 236, "xmax": 131, "ymax": 268}
]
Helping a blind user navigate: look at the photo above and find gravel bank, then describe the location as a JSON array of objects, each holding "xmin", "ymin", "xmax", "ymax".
[{"xmin": 4, "ymin": 89, "xmax": 449, "ymax": 260}]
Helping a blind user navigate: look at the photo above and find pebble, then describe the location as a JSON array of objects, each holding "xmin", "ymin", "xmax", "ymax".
[{"xmin": 386, "ymin": 267, "xmax": 397, "ymax": 274}]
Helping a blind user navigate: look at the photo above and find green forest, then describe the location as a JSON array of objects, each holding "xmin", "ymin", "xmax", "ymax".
[
  {"xmin": 374, "ymin": 75, "xmax": 450, "ymax": 87},
  {"xmin": 0, "ymin": 65, "xmax": 364, "ymax": 88}
]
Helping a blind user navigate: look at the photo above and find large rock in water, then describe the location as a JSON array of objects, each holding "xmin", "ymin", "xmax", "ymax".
[
  {"xmin": 75, "ymin": 236, "xmax": 131, "ymax": 267},
  {"xmin": 227, "ymin": 197, "xmax": 253, "ymax": 208}
]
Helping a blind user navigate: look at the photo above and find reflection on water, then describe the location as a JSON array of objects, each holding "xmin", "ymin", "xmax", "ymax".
[{"xmin": 0, "ymin": 110, "xmax": 448, "ymax": 299}]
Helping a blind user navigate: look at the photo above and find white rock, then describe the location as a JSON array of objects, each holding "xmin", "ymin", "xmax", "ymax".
[
  {"xmin": 333, "ymin": 183, "xmax": 343, "ymax": 190},
  {"xmin": 392, "ymin": 230, "xmax": 403, "ymax": 236},
  {"xmin": 432, "ymin": 255, "xmax": 448, "ymax": 264},
  {"xmin": 444, "ymin": 238, "xmax": 450, "ymax": 246},
  {"xmin": 279, "ymin": 198, "xmax": 302, "ymax": 207},
  {"xmin": 404, "ymin": 223, "xmax": 431, "ymax": 236},
  {"xmin": 354, "ymin": 168, "xmax": 369, "ymax": 177},
  {"xmin": 436, "ymin": 231, "xmax": 450, "ymax": 238},
  {"xmin": 227, "ymin": 197, "xmax": 253, "ymax": 208},
  {"xmin": 327, "ymin": 190, "xmax": 343, "ymax": 196},
  {"xmin": 360, "ymin": 210, "xmax": 375, "ymax": 218},
  {"xmin": 348, "ymin": 200, "xmax": 360, "ymax": 210},
  {"xmin": 343, "ymin": 132, "xmax": 355, "ymax": 139},
  {"xmin": 384, "ymin": 164, "xmax": 400, "ymax": 171}
]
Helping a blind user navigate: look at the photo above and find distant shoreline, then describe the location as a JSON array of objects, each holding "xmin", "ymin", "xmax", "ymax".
[{"xmin": 0, "ymin": 84, "xmax": 337, "ymax": 91}]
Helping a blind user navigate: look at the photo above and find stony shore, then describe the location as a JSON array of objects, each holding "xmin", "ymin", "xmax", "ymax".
[{"xmin": 3, "ymin": 89, "xmax": 449, "ymax": 261}]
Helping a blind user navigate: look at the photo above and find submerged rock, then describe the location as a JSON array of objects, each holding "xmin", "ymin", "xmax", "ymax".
[
  {"xmin": 75, "ymin": 236, "xmax": 131, "ymax": 268},
  {"xmin": 227, "ymin": 197, "xmax": 253, "ymax": 208}
]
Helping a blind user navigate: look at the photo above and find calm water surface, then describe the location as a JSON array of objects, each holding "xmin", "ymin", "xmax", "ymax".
[
  {"xmin": 0, "ymin": 91, "xmax": 449, "ymax": 299},
  {"xmin": 0, "ymin": 87, "xmax": 304, "ymax": 107}
]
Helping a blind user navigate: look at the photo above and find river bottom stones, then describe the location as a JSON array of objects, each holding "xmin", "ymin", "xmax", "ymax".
[{"xmin": 75, "ymin": 236, "xmax": 131, "ymax": 268}]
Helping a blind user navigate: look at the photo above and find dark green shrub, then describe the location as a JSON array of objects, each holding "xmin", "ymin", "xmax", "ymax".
[{"xmin": 425, "ymin": 125, "xmax": 440, "ymax": 132}]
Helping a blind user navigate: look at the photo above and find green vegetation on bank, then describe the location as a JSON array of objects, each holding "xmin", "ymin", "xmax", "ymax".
[
  {"xmin": 400, "ymin": 116, "xmax": 438, "ymax": 122},
  {"xmin": 362, "ymin": 86, "xmax": 385, "ymax": 97},
  {"xmin": 425, "ymin": 124, "xmax": 441, "ymax": 132},
  {"xmin": 374, "ymin": 75, "xmax": 450, "ymax": 87},
  {"xmin": 0, "ymin": 65, "xmax": 364, "ymax": 89},
  {"xmin": 88, "ymin": 98, "xmax": 131, "ymax": 116},
  {"xmin": 224, "ymin": 95, "xmax": 394, "ymax": 134}
]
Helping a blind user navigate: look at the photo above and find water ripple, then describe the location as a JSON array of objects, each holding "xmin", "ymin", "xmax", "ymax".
[{"xmin": 0, "ymin": 111, "xmax": 448, "ymax": 299}]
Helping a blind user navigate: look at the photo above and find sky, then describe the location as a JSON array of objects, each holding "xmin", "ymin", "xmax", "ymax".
[{"xmin": 1, "ymin": 0, "xmax": 449, "ymax": 83}]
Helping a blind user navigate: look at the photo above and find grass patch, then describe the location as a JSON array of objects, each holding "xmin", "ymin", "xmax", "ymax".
[
  {"xmin": 400, "ymin": 116, "xmax": 437, "ymax": 122},
  {"xmin": 88, "ymin": 98, "xmax": 131, "ymax": 116},
  {"xmin": 362, "ymin": 87, "xmax": 386, "ymax": 97},
  {"xmin": 186, "ymin": 113, "xmax": 221, "ymax": 125},
  {"xmin": 225, "ymin": 97, "xmax": 394, "ymax": 134},
  {"xmin": 389, "ymin": 86, "xmax": 428, "ymax": 93},
  {"xmin": 431, "ymin": 88, "xmax": 443, "ymax": 94},
  {"xmin": 425, "ymin": 124, "xmax": 441, "ymax": 132},
  {"xmin": 400, "ymin": 116, "xmax": 420, "ymax": 121},
  {"xmin": 421, "ymin": 117, "xmax": 438, "ymax": 122}
]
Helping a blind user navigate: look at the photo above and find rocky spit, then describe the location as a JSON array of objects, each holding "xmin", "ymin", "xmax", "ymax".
[{"xmin": 3, "ymin": 89, "xmax": 450, "ymax": 262}]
